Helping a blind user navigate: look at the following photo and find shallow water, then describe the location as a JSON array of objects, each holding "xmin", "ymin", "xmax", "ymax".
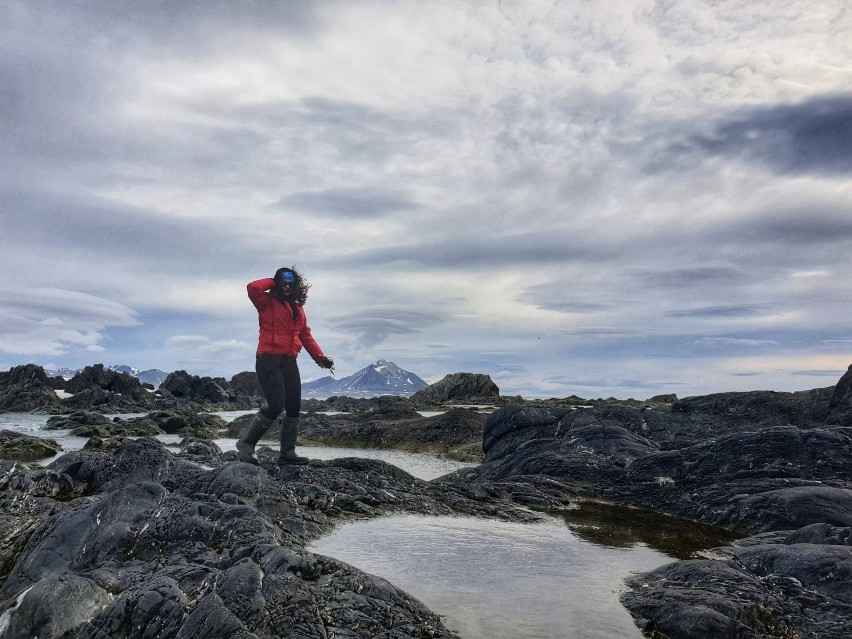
[
  {"xmin": 0, "ymin": 411, "xmax": 473, "ymax": 479},
  {"xmin": 310, "ymin": 513, "xmax": 683, "ymax": 639}
]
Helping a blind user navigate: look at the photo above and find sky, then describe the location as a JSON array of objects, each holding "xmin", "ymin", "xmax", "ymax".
[{"xmin": 2, "ymin": 0, "xmax": 852, "ymax": 399}]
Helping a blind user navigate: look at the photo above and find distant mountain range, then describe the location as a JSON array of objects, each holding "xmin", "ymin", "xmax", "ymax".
[
  {"xmin": 302, "ymin": 360, "xmax": 427, "ymax": 397},
  {"xmin": 43, "ymin": 360, "xmax": 426, "ymax": 396},
  {"xmin": 45, "ymin": 365, "xmax": 169, "ymax": 388}
]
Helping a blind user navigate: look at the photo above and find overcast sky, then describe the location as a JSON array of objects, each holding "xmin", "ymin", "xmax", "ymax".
[{"xmin": 2, "ymin": 0, "xmax": 851, "ymax": 399}]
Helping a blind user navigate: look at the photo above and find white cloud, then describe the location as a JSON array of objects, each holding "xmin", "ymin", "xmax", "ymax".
[
  {"xmin": 1, "ymin": 1, "xmax": 851, "ymax": 396},
  {"xmin": 162, "ymin": 335, "xmax": 255, "ymax": 375},
  {"xmin": 0, "ymin": 289, "xmax": 138, "ymax": 357}
]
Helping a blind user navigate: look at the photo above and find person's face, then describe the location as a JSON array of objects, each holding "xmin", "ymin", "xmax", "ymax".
[{"xmin": 279, "ymin": 271, "xmax": 297, "ymax": 297}]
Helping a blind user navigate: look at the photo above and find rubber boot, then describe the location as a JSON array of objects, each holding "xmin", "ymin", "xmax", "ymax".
[
  {"xmin": 278, "ymin": 417, "xmax": 309, "ymax": 465},
  {"xmin": 236, "ymin": 411, "xmax": 274, "ymax": 465}
]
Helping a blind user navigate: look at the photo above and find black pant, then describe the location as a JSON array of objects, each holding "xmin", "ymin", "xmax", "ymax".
[{"xmin": 256, "ymin": 353, "xmax": 301, "ymax": 420}]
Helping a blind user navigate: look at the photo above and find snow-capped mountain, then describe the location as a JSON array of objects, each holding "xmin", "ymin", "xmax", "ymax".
[
  {"xmin": 45, "ymin": 365, "xmax": 169, "ymax": 388},
  {"xmin": 136, "ymin": 369, "xmax": 170, "ymax": 388},
  {"xmin": 43, "ymin": 367, "xmax": 80, "ymax": 379},
  {"xmin": 302, "ymin": 360, "xmax": 428, "ymax": 397}
]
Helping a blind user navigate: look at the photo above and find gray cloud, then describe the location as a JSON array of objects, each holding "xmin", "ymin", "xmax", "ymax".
[
  {"xmin": 1, "ymin": 190, "xmax": 249, "ymax": 275},
  {"xmin": 690, "ymin": 337, "xmax": 779, "ymax": 347},
  {"xmin": 648, "ymin": 94, "xmax": 852, "ymax": 176},
  {"xmin": 519, "ymin": 282, "xmax": 614, "ymax": 314},
  {"xmin": 3, "ymin": 1, "xmax": 325, "ymax": 52},
  {"xmin": 330, "ymin": 307, "xmax": 446, "ymax": 348},
  {"xmin": 709, "ymin": 208, "xmax": 852, "ymax": 246},
  {"xmin": 790, "ymin": 369, "xmax": 846, "ymax": 377},
  {"xmin": 700, "ymin": 94, "xmax": 852, "ymax": 175},
  {"xmin": 665, "ymin": 305, "xmax": 772, "ymax": 318},
  {"xmin": 0, "ymin": 288, "xmax": 138, "ymax": 356},
  {"xmin": 0, "ymin": 288, "xmax": 138, "ymax": 326},
  {"xmin": 345, "ymin": 231, "xmax": 620, "ymax": 269},
  {"xmin": 276, "ymin": 187, "xmax": 419, "ymax": 218},
  {"xmin": 231, "ymin": 97, "xmax": 455, "ymax": 175},
  {"xmin": 633, "ymin": 266, "xmax": 746, "ymax": 289}
]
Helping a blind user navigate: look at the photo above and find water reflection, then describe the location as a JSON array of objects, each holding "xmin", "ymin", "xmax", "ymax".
[
  {"xmin": 559, "ymin": 500, "xmax": 734, "ymax": 559},
  {"xmin": 310, "ymin": 513, "xmax": 681, "ymax": 639}
]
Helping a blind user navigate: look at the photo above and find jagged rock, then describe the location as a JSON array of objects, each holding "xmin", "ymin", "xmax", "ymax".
[
  {"xmin": 0, "ymin": 363, "xmax": 51, "ymax": 389},
  {"xmin": 0, "ymin": 437, "xmax": 537, "ymax": 639},
  {"xmin": 621, "ymin": 525, "xmax": 852, "ymax": 639},
  {"xmin": 459, "ymin": 406, "xmax": 852, "ymax": 535},
  {"xmin": 228, "ymin": 371, "xmax": 265, "ymax": 401},
  {"xmin": 0, "ymin": 364, "xmax": 61, "ymax": 412},
  {"xmin": 160, "ymin": 370, "xmax": 233, "ymax": 404},
  {"xmin": 828, "ymin": 364, "xmax": 852, "ymax": 426},
  {"xmin": 412, "ymin": 372, "xmax": 500, "ymax": 403},
  {"xmin": 0, "ymin": 429, "xmax": 61, "ymax": 461},
  {"xmin": 64, "ymin": 364, "xmax": 150, "ymax": 400}
]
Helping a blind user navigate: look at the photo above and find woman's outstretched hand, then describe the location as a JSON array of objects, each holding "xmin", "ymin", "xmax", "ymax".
[{"xmin": 315, "ymin": 355, "xmax": 335, "ymax": 371}]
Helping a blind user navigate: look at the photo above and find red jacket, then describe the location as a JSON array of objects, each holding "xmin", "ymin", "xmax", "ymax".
[{"xmin": 247, "ymin": 278, "xmax": 325, "ymax": 360}]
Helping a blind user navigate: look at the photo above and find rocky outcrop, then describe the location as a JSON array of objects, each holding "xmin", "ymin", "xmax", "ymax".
[
  {"xmin": 438, "ymin": 386, "xmax": 852, "ymax": 639},
  {"xmin": 65, "ymin": 364, "xmax": 148, "ymax": 398},
  {"xmin": 299, "ymin": 407, "xmax": 486, "ymax": 462},
  {"xmin": 58, "ymin": 364, "xmax": 154, "ymax": 412},
  {"xmin": 160, "ymin": 370, "xmax": 233, "ymax": 404},
  {"xmin": 412, "ymin": 372, "xmax": 500, "ymax": 403},
  {"xmin": 622, "ymin": 525, "xmax": 852, "ymax": 639},
  {"xmin": 228, "ymin": 370, "xmax": 265, "ymax": 401},
  {"xmin": 458, "ymin": 404, "xmax": 852, "ymax": 533},
  {"xmin": 0, "ymin": 364, "xmax": 61, "ymax": 412},
  {"xmin": 0, "ymin": 438, "xmax": 538, "ymax": 639},
  {"xmin": 672, "ymin": 387, "xmax": 834, "ymax": 429},
  {"xmin": 828, "ymin": 364, "xmax": 852, "ymax": 426},
  {"xmin": 0, "ymin": 430, "xmax": 61, "ymax": 461}
]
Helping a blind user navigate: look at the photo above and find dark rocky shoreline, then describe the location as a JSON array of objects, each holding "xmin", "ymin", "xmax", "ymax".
[
  {"xmin": 0, "ymin": 438, "xmax": 541, "ymax": 638},
  {"xmin": 2, "ymin": 363, "xmax": 852, "ymax": 637}
]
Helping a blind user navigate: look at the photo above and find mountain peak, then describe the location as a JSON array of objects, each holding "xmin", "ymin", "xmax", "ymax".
[{"xmin": 304, "ymin": 360, "xmax": 427, "ymax": 397}]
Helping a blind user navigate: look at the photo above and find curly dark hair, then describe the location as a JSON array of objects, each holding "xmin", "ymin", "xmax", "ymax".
[{"xmin": 273, "ymin": 266, "xmax": 311, "ymax": 306}]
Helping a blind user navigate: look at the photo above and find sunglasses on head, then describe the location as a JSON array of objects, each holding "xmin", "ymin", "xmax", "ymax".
[{"xmin": 280, "ymin": 271, "xmax": 295, "ymax": 283}]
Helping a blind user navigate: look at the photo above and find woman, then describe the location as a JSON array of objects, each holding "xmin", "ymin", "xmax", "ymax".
[{"xmin": 236, "ymin": 266, "xmax": 334, "ymax": 466}]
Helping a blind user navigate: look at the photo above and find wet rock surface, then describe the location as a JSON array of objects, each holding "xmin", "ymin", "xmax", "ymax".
[
  {"xmin": 0, "ymin": 429, "xmax": 61, "ymax": 461},
  {"xmin": 438, "ymin": 395, "xmax": 852, "ymax": 638},
  {"xmin": 299, "ymin": 407, "xmax": 486, "ymax": 461},
  {"xmin": 0, "ymin": 438, "xmax": 538, "ymax": 639},
  {"xmin": 622, "ymin": 525, "xmax": 852, "ymax": 639}
]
